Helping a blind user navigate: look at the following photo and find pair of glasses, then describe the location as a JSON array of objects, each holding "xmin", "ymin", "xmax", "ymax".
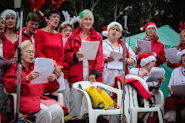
[
  {"xmin": 110, "ymin": 28, "xmax": 121, "ymax": 32},
  {"xmin": 24, "ymin": 50, "xmax": 36, "ymax": 54},
  {"xmin": 51, "ymin": 15, "xmax": 60, "ymax": 19}
]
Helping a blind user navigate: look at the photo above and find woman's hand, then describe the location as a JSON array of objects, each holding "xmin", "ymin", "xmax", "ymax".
[
  {"xmin": 54, "ymin": 65, "xmax": 63, "ymax": 78},
  {"xmin": 26, "ymin": 71, "xmax": 39, "ymax": 82},
  {"xmin": 104, "ymin": 56, "xmax": 114, "ymax": 63},
  {"xmin": 76, "ymin": 52, "xmax": 84, "ymax": 59},
  {"xmin": 138, "ymin": 68, "xmax": 149, "ymax": 77},
  {"xmin": 134, "ymin": 46, "xmax": 140, "ymax": 55},
  {"xmin": 158, "ymin": 76, "xmax": 165, "ymax": 85},
  {"xmin": 89, "ymin": 74, "xmax": 96, "ymax": 84},
  {"xmin": 119, "ymin": 58, "xmax": 123, "ymax": 62},
  {"xmin": 47, "ymin": 73, "xmax": 57, "ymax": 82}
]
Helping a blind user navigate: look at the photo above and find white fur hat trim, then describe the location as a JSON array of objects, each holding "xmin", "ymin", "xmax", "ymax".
[{"xmin": 140, "ymin": 56, "xmax": 156, "ymax": 67}]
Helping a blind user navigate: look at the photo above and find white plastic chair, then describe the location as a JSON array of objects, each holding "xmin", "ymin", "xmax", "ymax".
[
  {"xmin": 125, "ymin": 75, "xmax": 163, "ymax": 123},
  {"xmin": 155, "ymin": 90, "xmax": 165, "ymax": 116},
  {"xmin": 4, "ymin": 88, "xmax": 65, "ymax": 123},
  {"xmin": 73, "ymin": 81, "xmax": 123, "ymax": 123}
]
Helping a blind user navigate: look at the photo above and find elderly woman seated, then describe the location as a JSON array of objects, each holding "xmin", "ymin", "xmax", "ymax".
[{"xmin": 3, "ymin": 40, "xmax": 66, "ymax": 123}]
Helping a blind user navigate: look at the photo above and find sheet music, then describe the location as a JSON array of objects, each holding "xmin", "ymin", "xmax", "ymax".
[
  {"xmin": 165, "ymin": 48, "xmax": 179, "ymax": 63},
  {"xmin": 79, "ymin": 41, "xmax": 100, "ymax": 61},
  {"xmin": 0, "ymin": 57, "xmax": 15, "ymax": 68},
  {"xmin": 137, "ymin": 38, "xmax": 152, "ymax": 54},
  {"xmin": 31, "ymin": 58, "xmax": 54, "ymax": 84},
  {"xmin": 171, "ymin": 83, "xmax": 185, "ymax": 97},
  {"xmin": 107, "ymin": 51, "xmax": 122, "ymax": 70},
  {"xmin": 56, "ymin": 73, "xmax": 66, "ymax": 92},
  {"xmin": 146, "ymin": 67, "xmax": 165, "ymax": 82}
]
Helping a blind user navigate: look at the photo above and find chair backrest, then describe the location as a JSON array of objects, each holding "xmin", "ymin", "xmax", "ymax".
[
  {"xmin": 125, "ymin": 75, "xmax": 150, "ymax": 108},
  {"xmin": 73, "ymin": 81, "xmax": 123, "ymax": 108}
]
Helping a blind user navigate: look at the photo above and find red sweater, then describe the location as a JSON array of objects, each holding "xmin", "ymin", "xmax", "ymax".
[
  {"xmin": 3, "ymin": 63, "xmax": 59, "ymax": 114},
  {"xmin": 35, "ymin": 29, "xmax": 64, "ymax": 66},
  {"xmin": 1, "ymin": 34, "xmax": 15, "ymax": 60},
  {"xmin": 136, "ymin": 36, "xmax": 166, "ymax": 68}
]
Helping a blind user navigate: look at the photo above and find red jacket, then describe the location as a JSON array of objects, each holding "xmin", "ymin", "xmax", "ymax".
[
  {"xmin": 1, "ymin": 34, "xmax": 15, "ymax": 60},
  {"xmin": 1, "ymin": 33, "xmax": 17, "ymax": 54},
  {"xmin": 64, "ymin": 27, "xmax": 104, "ymax": 85},
  {"xmin": 35, "ymin": 29, "xmax": 64, "ymax": 67},
  {"xmin": 136, "ymin": 36, "xmax": 166, "ymax": 68},
  {"xmin": 3, "ymin": 63, "xmax": 59, "ymax": 114}
]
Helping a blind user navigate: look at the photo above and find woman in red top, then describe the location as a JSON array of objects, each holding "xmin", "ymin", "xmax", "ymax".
[
  {"xmin": 167, "ymin": 30, "xmax": 185, "ymax": 68},
  {"xmin": 64, "ymin": 9, "xmax": 104, "ymax": 120},
  {"xmin": 0, "ymin": 15, "xmax": 14, "ymax": 116},
  {"xmin": 1, "ymin": 9, "xmax": 18, "ymax": 51},
  {"xmin": 3, "ymin": 40, "xmax": 65, "ymax": 123},
  {"xmin": 134, "ymin": 22, "xmax": 166, "ymax": 68},
  {"xmin": 35, "ymin": 9, "xmax": 64, "ymax": 79}
]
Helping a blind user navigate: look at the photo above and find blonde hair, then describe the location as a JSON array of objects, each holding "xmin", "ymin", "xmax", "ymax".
[
  {"xmin": 179, "ymin": 30, "xmax": 185, "ymax": 45},
  {"xmin": 15, "ymin": 40, "xmax": 33, "ymax": 57}
]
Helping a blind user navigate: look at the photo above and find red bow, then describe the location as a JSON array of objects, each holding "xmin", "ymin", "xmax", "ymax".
[
  {"xmin": 102, "ymin": 25, "xmax": 107, "ymax": 31},
  {"xmin": 179, "ymin": 20, "xmax": 185, "ymax": 32}
]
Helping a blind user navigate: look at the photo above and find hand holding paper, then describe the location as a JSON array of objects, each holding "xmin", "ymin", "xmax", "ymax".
[
  {"xmin": 165, "ymin": 48, "xmax": 179, "ymax": 63},
  {"xmin": 31, "ymin": 58, "xmax": 54, "ymax": 84},
  {"xmin": 146, "ymin": 67, "xmax": 165, "ymax": 83},
  {"xmin": 137, "ymin": 38, "xmax": 152, "ymax": 54},
  {"xmin": 107, "ymin": 51, "xmax": 123, "ymax": 70},
  {"xmin": 79, "ymin": 41, "xmax": 100, "ymax": 61}
]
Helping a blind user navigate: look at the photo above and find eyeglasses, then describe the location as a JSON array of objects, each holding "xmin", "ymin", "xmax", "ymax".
[
  {"xmin": 24, "ymin": 50, "xmax": 36, "ymax": 54},
  {"xmin": 51, "ymin": 14, "xmax": 60, "ymax": 19},
  {"xmin": 110, "ymin": 28, "xmax": 121, "ymax": 32}
]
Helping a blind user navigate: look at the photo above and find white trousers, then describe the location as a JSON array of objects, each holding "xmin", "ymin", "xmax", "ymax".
[
  {"xmin": 34, "ymin": 103, "xmax": 63, "ymax": 123},
  {"xmin": 69, "ymin": 86, "xmax": 83, "ymax": 119},
  {"xmin": 61, "ymin": 79, "xmax": 70, "ymax": 110},
  {"xmin": 164, "ymin": 107, "xmax": 185, "ymax": 122}
]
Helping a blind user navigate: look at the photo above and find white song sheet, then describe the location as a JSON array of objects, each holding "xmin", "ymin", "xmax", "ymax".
[
  {"xmin": 146, "ymin": 67, "xmax": 165, "ymax": 82},
  {"xmin": 79, "ymin": 41, "xmax": 100, "ymax": 61},
  {"xmin": 107, "ymin": 51, "xmax": 122, "ymax": 70},
  {"xmin": 0, "ymin": 57, "xmax": 15, "ymax": 68},
  {"xmin": 56, "ymin": 72, "xmax": 66, "ymax": 92},
  {"xmin": 171, "ymin": 83, "xmax": 185, "ymax": 97},
  {"xmin": 137, "ymin": 38, "xmax": 152, "ymax": 54},
  {"xmin": 165, "ymin": 48, "xmax": 179, "ymax": 63},
  {"xmin": 31, "ymin": 58, "xmax": 54, "ymax": 84}
]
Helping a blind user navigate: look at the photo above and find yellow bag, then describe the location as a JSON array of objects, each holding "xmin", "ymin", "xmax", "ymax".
[
  {"xmin": 85, "ymin": 86, "xmax": 109, "ymax": 109},
  {"xmin": 97, "ymin": 88, "xmax": 114, "ymax": 107}
]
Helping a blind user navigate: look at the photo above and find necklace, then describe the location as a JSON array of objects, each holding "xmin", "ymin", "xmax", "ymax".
[
  {"xmin": 181, "ymin": 66, "xmax": 185, "ymax": 76},
  {"xmin": 4, "ymin": 33, "xmax": 16, "ymax": 38}
]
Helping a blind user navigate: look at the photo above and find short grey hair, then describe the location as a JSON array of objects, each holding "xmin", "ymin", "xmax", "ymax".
[{"xmin": 79, "ymin": 9, "xmax": 94, "ymax": 26}]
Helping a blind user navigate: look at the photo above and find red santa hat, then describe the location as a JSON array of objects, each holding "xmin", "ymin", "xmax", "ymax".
[
  {"xmin": 140, "ymin": 22, "xmax": 158, "ymax": 33},
  {"xmin": 102, "ymin": 21, "xmax": 123, "ymax": 37},
  {"xmin": 177, "ymin": 49, "xmax": 185, "ymax": 61},
  {"xmin": 139, "ymin": 52, "xmax": 157, "ymax": 67}
]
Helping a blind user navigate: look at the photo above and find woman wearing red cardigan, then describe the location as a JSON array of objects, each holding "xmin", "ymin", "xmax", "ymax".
[
  {"xmin": 134, "ymin": 22, "xmax": 166, "ymax": 68},
  {"xmin": 64, "ymin": 9, "xmax": 104, "ymax": 120}
]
